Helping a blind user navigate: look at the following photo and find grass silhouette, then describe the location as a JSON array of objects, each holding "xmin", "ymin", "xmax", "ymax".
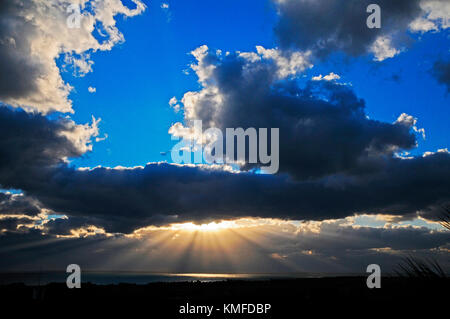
[
  {"xmin": 395, "ymin": 206, "xmax": 449, "ymax": 278},
  {"xmin": 395, "ymin": 256, "xmax": 446, "ymax": 278},
  {"xmin": 439, "ymin": 206, "xmax": 450, "ymax": 230}
]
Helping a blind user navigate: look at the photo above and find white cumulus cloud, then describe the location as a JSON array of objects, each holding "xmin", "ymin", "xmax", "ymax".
[{"xmin": 0, "ymin": 0, "xmax": 146, "ymax": 114}]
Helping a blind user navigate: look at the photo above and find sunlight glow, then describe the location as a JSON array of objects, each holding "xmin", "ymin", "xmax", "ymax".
[{"xmin": 169, "ymin": 221, "xmax": 238, "ymax": 232}]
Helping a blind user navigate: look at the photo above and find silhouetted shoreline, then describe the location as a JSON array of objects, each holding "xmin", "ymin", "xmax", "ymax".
[{"xmin": 1, "ymin": 277, "xmax": 447, "ymax": 317}]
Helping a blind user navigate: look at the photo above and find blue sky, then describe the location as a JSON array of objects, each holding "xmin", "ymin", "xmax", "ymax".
[
  {"xmin": 62, "ymin": 0, "xmax": 449, "ymax": 169},
  {"xmin": 65, "ymin": 0, "xmax": 278, "ymax": 168}
]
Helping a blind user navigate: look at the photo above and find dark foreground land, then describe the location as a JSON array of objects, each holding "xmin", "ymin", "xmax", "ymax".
[{"xmin": 0, "ymin": 277, "xmax": 448, "ymax": 317}]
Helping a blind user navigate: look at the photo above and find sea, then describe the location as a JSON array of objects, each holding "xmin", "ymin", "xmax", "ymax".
[{"xmin": 0, "ymin": 271, "xmax": 362, "ymax": 285}]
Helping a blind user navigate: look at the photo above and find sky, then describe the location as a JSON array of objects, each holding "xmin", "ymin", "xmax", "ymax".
[{"xmin": 0, "ymin": 0, "xmax": 449, "ymax": 274}]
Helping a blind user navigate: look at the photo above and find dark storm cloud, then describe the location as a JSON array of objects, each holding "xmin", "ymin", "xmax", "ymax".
[
  {"xmin": 0, "ymin": 1, "xmax": 41, "ymax": 100},
  {"xmin": 176, "ymin": 50, "xmax": 418, "ymax": 180},
  {"xmin": 45, "ymin": 155, "xmax": 450, "ymax": 232},
  {"xmin": 0, "ymin": 106, "xmax": 89, "ymax": 191},
  {"xmin": 432, "ymin": 59, "xmax": 450, "ymax": 92},
  {"xmin": 3, "ymin": 154, "xmax": 448, "ymax": 234},
  {"xmin": 289, "ymin": 222, "xmax": 450, "ymax": 252},
  {"xmin": 263, "ymin": 222, "xmax": 450, "ymax": 272},
  {"xmin": 0, "ymin": 228, "xmax": 110, "ymax": 271},
  {"xmin": 273, "ymin": 0, "xmax": 423, "ymax": 58},
  {"xmin": 0, "ymin": 217, "xmax": 34, "ymax": 232},
  {"xmin": 0, "ymin": 192, "xmax": 41, "ymax": 217}
]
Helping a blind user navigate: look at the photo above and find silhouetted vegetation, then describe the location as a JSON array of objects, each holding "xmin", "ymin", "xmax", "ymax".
[
  {"xmin": 395, "ymin": 256, "xmax": 446, "ymax": 279},
  {"xmin": 395, "ymin": 207, "xmax": 449, "ymax": 279},
  {"xmin": 439, "ymin": 206, "xmax": 450, "ymax": 230}
]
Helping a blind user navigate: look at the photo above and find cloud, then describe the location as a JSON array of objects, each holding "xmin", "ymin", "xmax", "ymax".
[
  {"xmin": 273, "ymin": 0, "xmax": 447, "ymax": 61},
  {"xmin": 169, "ymin": 96, "xmax": 180, "ymax": 112},
  {"xmin": 0, "ymin": 105, "xmax": 448, "ymax": 262},
  {"xmin": 171, "ymin": 46, "xmax": 420, "ymax": 179},
  {"xmin": 370, "ymin": 36, "xmax": 400, "ymax": 61},
  {"xmin": 312, "ymin": 72, "xmax": 341, "ymax": 81},
  {"xmin": 2, "ymin": 155, "xmax": 450, "ymax": 234},
  {"xmin": 88, "ymin": 86, "xmax": 97, "ymax": 93},
  {"xmin": 1, "ymin": 40, "xmax": 448, "ymax": 233},
  {"xmin": 0, "ymin": 0, "xmax": 145, "ymax": 114},
  {"xmin": 432, "ymin": 59, "xmax": 450, "ymax": 92},
  {"xmin": 0, "ymin": 106, "xmax": 100, "ymax": 191},
  {"xmin": 409, "ymin": 0, "xmax": 450, "ymax": 32},
  {"xmin": 0, "ymin": 216, "xmax": 448, "ymax": 273},
  {"xmin": 0, "ymin": 40, "xmax": 448, "ymax": 234},
  {"xmin": 252, "ymin": 46, "xmax": 312, "ymax": 79},
  {"xmin": 0, "ymin": 192, "xmax": 42, "ymax": 217},
  {"xmin": 0, "ymin": 0, "xmax": 447, "ymax": 274},
  {"xmin": 160, "ymin": 2, "xmax": 172, "ymax": 22},
  {"xmin": 395, "ymin": 113, "xmax": 426, "ymax": 139}
]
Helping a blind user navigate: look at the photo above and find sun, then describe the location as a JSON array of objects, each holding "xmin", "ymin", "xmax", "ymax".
[{"xmin": 170, "ymin": 221, "xmax": 237, "ymax": 232}]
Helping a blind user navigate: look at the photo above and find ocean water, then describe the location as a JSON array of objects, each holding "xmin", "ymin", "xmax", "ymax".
[{"xmin": 0, "ymin": 271, "xmax": 360, "ymax": 285}]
